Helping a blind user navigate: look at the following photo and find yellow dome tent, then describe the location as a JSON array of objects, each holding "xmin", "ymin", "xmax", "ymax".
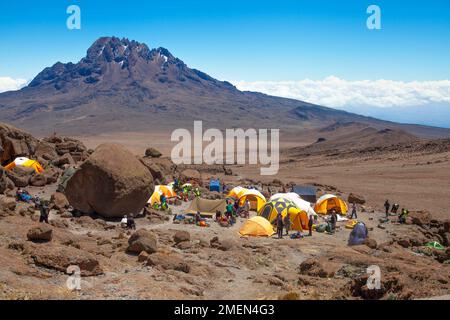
[
  {"xmin": 227, "ymin": 186, "xmax": 245, "ymax": 199},
  {"xmin": 239, "ymin": 216, "xmax": 275, "ymax": 237},
  {"xmin": 148, "ymin": 185, "xmax": 177, "ymax": 205},
  {"xmin": 4, "ymin": 157, "xmax": 44, "ymax": 174},
  {"xmin": 258, "ymin": 198, "xmax": 308, "ymax": 231},
  {"xmin": 314, "ymin": 194, "xmax": 348, "ymax": 215},
  {"xmin": 237, "ymin": 189, "xmax": 266, "ymax": 212}
]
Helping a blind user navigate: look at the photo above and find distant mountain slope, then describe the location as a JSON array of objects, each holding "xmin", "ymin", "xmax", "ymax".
[{"xmin": 0, "ymin": 36, "xmax": 449, "ymax": 139}]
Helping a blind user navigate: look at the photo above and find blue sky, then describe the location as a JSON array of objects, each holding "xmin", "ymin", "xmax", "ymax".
[
  {"xmin": 1, "ymin": 0, "xmax": 449, "ymax": 81},
  {"xmin": 1, "ymin": 1, "xmax": 449, "ymax": 127}
]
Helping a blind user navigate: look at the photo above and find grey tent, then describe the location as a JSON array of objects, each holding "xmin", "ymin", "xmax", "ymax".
[
  {"xmin": 186, "ymin": 198, "xmax": 226, "ymax": 218},
  {"xmin": 292, "ymin": 185, "xmax": 317, "ymax": 203}
]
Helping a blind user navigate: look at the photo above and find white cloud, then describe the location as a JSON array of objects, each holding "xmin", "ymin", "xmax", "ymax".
[
  {"xmin": 231, "ymin": 76, "xmax": 450, "ymax": 109},
  {"xmin": 0, "ymin": 77, "xmax": 28, "ymax": 93}
]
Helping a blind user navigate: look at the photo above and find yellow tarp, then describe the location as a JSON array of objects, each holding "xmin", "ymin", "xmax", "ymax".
[
  {"xmin": 239, "ymin": 216, "xmax": 274, "ymax": 237},
  {"xmin": 314, "ymin": 194, "xmax": 348, "ymax": 215}
]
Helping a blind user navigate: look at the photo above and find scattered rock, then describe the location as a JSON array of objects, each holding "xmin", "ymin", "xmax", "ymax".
[
  {"xmin": 27, "ymin": 225, "xmax": 53, "ymax": 242},
  {"xmin": 173, "ymin": 230, "xmax": 190, "ymax": 244},
  {"xmin": 409, "ymin": 211, "xmax": 432, "ymax": 226},
  {"xmin": 364, "ymin": 238, "xmax": 378, "ymax": 249},
  {"xmin": 0, "ymin": 195, "xmax": 17, "ymax": 211},
  {"xmin": 298, "ymin": 257, "xmax": 341, "ymax": 278},
  {"xmin": 397, "ymin": 238, "xmax": 411, "ymax": 248},
  {"xmin": 348, "ymin": 193, "xmax": 366, "ymax": 205},
  {"xmin": 144, "ymin": 147, "xmax": 162, "ymax": 158},
  {"xmin": 30, "ymin": 174, "xmax": 46, "ymax": 187},
  {"xmin": 51, "ymin": 192, "xmax": 69, "ymax": 210},
  {"xmin": 0, "ymin": 167, "xmax": 15, "ymax": 194},
  {"xmin": 181, "ymin": 169, "xmax": 201, "ymax": 184},
  {"xmin": 146, "ymin": 252, "xmax": 190, "ymax": 273},
  {"xmin": 138, "ymin": 251, "xmax": 149, "ymax": 262},
  {"xmin": 127, "ymin": 229, "xmax": 158, "ymax": 254}
]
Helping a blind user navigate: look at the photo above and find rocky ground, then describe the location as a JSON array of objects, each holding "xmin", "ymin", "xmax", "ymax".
[
  {"xmin": 1, "ymin": 122, "xmax": 449, "ymax": 300},
  {"xmin": 0, "ymin": 197, "xmax": 449, "ymax": 300}
]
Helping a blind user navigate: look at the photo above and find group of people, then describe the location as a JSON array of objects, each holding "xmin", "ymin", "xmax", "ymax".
[
  {"xmin": 214, "ymin": 200, "xmax": 237, "ymax": 227},
  {"xmin": 120, "ymin": 214, "xmax": 136, "ymax": 229},
  {"xmin": 16, "ymin": 189, "xmax": 51, "ymax": 224},
  {"xmin": 384, "ymin": 200, "xmax": 409, "ymax": 223},
  {"xmin": 275, "ymin": 212, "xmax": 315, "ymax": 239}
]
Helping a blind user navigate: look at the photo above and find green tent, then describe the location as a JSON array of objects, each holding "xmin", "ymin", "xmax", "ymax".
[{"xmin": 425, "ymin": 241, "xmax": 445, "ymax": 250}]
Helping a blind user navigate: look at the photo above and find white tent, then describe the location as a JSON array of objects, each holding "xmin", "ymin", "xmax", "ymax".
[{"xmin": 269, "ymin": 192, "xmax": 317, "ymax": 217}]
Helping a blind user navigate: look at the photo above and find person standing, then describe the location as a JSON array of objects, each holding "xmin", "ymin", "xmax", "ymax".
[
  {"xmin": 308, "ymin": 215, "xmax": 314, "ymax": 236},
  {"xmin": 283, "ymin": 213, "xmax": 291, "ymax": 236},
  {"xmin": 350, "ymin": 203, "xmax": 357, "ymax": 219},
  {"xmin": 127, "ymin": 214, "xmax": 136, "ymax": 230},
  {"xmin": 399, "ymin": 208, "xmax": 409, "ymax": 224},
  {"xmin": 330, "ymin": 209, "xmax": 337, "ymax": 233},
  {"xmin": 276, "ymin": 213, "xmax": 284, "ymax": 239},
  {"xmin": 384, "ymin": 200, "xmax": 390, "ymax": 218},
  {"xmin": 39, "ymin": 202, "xmax": 49, "ymax": 224}
]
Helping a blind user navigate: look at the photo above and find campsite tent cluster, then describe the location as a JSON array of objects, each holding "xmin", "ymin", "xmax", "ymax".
[
  {"xmin": 223, "ymin": 186, "xmax": 350, "ymax": 237},
  {"xmin": 146, "ymin": 182, "xmax": 350, "ymax": 237}
]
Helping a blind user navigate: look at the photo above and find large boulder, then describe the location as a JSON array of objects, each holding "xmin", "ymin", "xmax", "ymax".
[
  {"xmin": 65, "ymin": 143, "xmax": 153, "ymax": 217},
  {"xmin": 127, "ymin": 229, "xmax": 158, "ymax": 254},
  {"xmin": 53, "ymin": 153, "xmax": 75, "ymax": 167},
  {"xmin": 0, "ymin": 167, "xmax": 14, "ymax": 193},
  {"xmin": 139, "ymin": 157, "xmax": 175, "ymax": 181},
  {"xmin": 27, "ymin": 244, "xmax": 102, "ymax": 276},
  {"xmin": 0, "ymin": 195, "xmax": 16, "ymax": 211},
  {"xmin": 5, "ymin": 166, "xmax": 35, "ymax": 187},
  {"xmin": 42, "ymin": 168, "xmax": 60, "ymax": 184},
  {"xmin": 51, "ymin": 192, "xmax": 69, "ymax": 210},
  {"xmin": 0, "ymin": 123, "xmax": 38, "ymax": 163},
  {"xmin": 34, "ymin": 141, "xmax": 58, "ymax": 161}
]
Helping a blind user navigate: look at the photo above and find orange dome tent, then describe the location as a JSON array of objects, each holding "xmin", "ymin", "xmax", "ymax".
[
  {"xmin": 237, "ymin": 188, "xmax": 266, "ymax": 212},
  {"xmin": 4, "ymin": 157, "xmax": 44, "ymax": 174},
  {"xmin": 239, "ymin": 216, "xmax": 274, "ymax": 237},
  {"xmin": 148, "ymin": 185, "xmax": 177, "ymax": 205},
  {"xmin": 314, "ymin": 194, "xmax": 348, "ymax": 215}
]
